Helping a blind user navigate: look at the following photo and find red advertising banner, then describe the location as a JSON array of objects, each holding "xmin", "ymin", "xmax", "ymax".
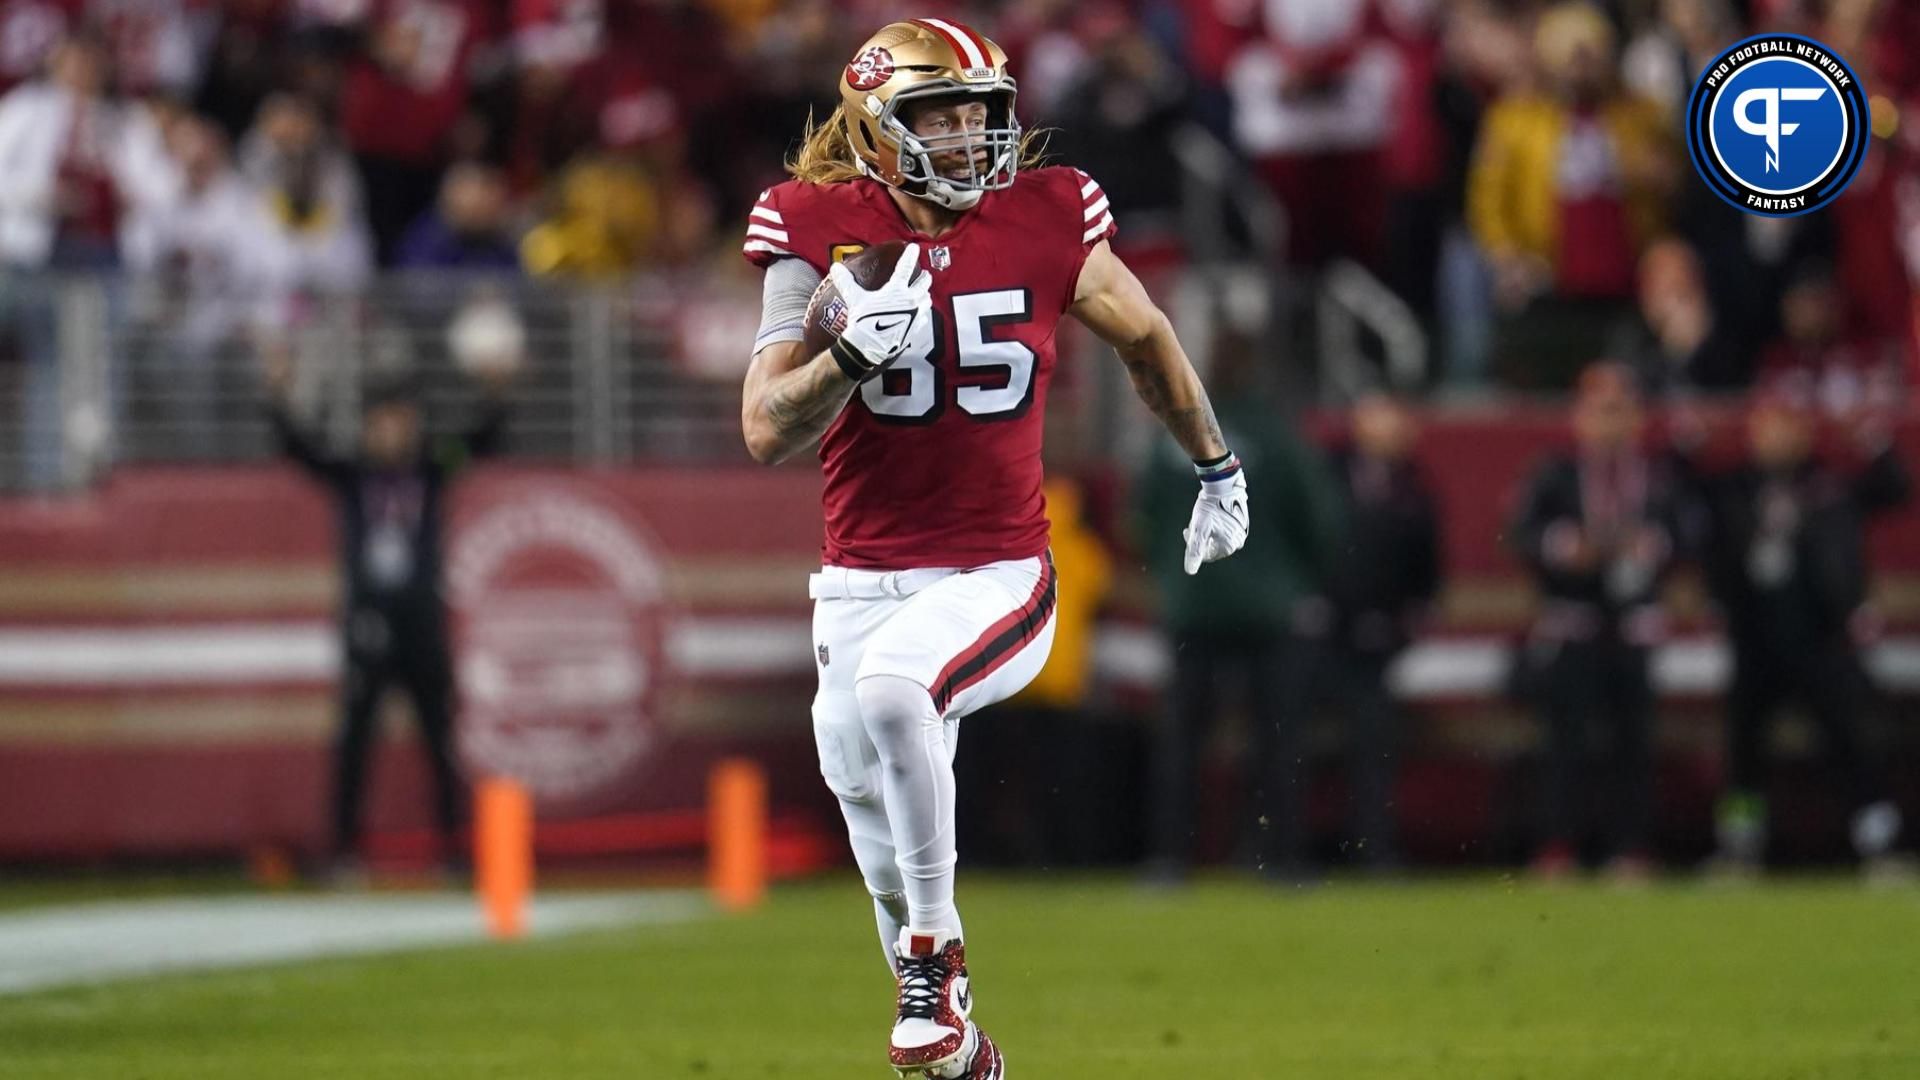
[{"xmin": 0, "ymin": 410, "xmax": 1914, "ymax": 860}]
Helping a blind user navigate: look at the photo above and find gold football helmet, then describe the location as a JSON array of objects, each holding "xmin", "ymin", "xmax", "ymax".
[{"xmin": 839, "ymin": 19, "xmax": 1020, "ymax": 210}]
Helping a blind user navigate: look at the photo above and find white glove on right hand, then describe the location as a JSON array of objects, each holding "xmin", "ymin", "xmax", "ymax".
[{"xmin": 826, "ymin": 242, "xmax": 932, "ymax": 382}]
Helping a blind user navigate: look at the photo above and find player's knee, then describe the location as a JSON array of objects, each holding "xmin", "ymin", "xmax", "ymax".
[
  {"xmin": 853, "ymin": 673, "xmax": 938, "ymax": 751},
  {"xmin": 813, "ymin": 693, "xmax": 878, "ymax": 802}
]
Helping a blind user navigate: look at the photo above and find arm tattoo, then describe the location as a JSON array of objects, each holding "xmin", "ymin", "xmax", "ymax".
[
  {"xmin": 1122, "ymin": 350, "xmax": 1225, "ymax": 459},
  {"xmin": 764, "ymin": 358, "xmax": 856, "ymax": 449}
]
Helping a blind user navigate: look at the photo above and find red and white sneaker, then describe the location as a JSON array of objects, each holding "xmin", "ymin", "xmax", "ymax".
[
  {"xmin": 968, "ymin": 1024, "xmax": 1006, "ymax": 1079},
  {"xmin": 923, "ymin": 1023, "xmax": 1004, "ymax": 1079},
  {"xmin": 889, "ymin": 927, "xmax": 971, "ymax": 1073}
]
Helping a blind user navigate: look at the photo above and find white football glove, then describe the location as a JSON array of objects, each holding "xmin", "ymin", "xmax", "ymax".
[
  {"xmin": 826, "ymin": 242, "xmax": 932, "ymax": 382},
  {"xmin": 1182, "ymin": 456, "xmax": 1249, "ymax": 575}
]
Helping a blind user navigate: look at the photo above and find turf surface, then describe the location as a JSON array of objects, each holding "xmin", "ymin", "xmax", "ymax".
[{"xmin": 3, "ymin": 874, "xmax": 1916, "ymax": 1078}]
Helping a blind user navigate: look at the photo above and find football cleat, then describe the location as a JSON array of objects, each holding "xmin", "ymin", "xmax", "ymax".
[
  {"xmin": 889, "ymin": 927, "xmax": 972, "ymax": 1072},
  {"xmin": 919, "ymin": 1021, "xmax": 1003, "ymax": 1079},
  {"xmin": 970, "ymin": 1024, "xmax": 1006, "ymax": 1079}
]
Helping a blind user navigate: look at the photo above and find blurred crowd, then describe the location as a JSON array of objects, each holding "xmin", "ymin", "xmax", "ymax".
[
  {"xmin": 0, "ymin": 0, "xmax": 1915, "ymax": 402},
  {"xmin": 1127, "ymin": 364, "xmax": 1912, "ymax": 881},
  {"xmin": 0, "ymin": 0, "xmax": 1909, "ymax": 877}
]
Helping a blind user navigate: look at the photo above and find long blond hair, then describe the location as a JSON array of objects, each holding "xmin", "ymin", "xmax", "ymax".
[{"xmin": 786, "ymin": 104, "xmax": 1051, "ymax": 185}]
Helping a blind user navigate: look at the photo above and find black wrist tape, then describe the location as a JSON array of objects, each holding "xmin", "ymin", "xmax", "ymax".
[{"xmin": 830, "ymin": 338, "xmax": 875, "ymax": 382}]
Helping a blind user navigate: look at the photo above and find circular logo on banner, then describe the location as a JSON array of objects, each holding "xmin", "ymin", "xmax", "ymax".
[
  {"xmin": 448, "ymin": 482, "xmax": 668, "ymax": 807},
  {"xmin": 846, "ymin": 45, "xmax": 894, "ymax": 91},
  {"xmin": 1686, "ymin": 34, "xmax": 1868, "ymax": 217}
]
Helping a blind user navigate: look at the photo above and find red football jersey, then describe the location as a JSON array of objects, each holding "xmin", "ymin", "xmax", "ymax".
[
  {"xmin": 743, "ymin": 166, "xmax": 1117, "ymax": 570},
  {"xmin": 340, "ymin": 0, "xmax": 497, "ymax": 163}
]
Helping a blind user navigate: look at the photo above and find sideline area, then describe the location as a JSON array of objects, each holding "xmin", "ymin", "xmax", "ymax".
[{"xmin": 0, "ymin": 889, "xmax": 705, "ymax": 995}]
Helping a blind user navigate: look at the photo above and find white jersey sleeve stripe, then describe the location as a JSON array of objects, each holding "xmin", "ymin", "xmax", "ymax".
[
  {"xmin": 1082, "ymin": 213, "xmax": 1115, "ymax": 242},
  {"xmin": 1079, "ymin": 177, "xmax": 1099, "ymax": 197},
  {"xmin": 749, "ymin": 206, "xmax": 783, "ymax": 224},
  {"xmin": 746, "ymin": 223, "xmax": 791, "ymax": 242},
  {"xmin": 743, "ymin": 239, "xmax": 793, "ymax": 256},
  {"xmin": 1083, "ymin": 195, "xmax": 1109, "ymax": 221}
]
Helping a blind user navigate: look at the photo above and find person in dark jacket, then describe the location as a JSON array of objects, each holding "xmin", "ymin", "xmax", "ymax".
[
  {"xmin": 265, "ymin": 354, "xmax": 513, "ymax": 879},
  {"xmin": 1509, "ymin": 362, "xmax": 1690, "ymax": 880},
  {"xmin": 1688, "ymin": 389, "xmax": 1911, "ymax": 873},
  {"xmin": 1137, "ymin": 344, "xmax": 1342, "ymax": 881},
  {"xmin": 394, "ymin": 163, "xmax": 522, "ymax": 272},
  {"xmin": 1293, "ymin": 393, "xmax": 1443, "ymax": 870}
]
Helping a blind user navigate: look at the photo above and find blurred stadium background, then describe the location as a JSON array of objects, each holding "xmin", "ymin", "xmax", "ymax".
[{"xmin": 2, "ymin": 0, "xmax": 1919, "ymax": 1076}]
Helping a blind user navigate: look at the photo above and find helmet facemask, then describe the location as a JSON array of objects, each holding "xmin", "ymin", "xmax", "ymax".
[{"xmin": 868, "ymin": 82, "xmax": 1020, "ymax": 210}]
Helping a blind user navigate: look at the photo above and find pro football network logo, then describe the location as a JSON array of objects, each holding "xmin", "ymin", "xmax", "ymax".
[
  {"xmin": 1686, "ymin": 34, "xmax": 1868, "ymax": 217},
  {"xmin": 846, "ymin": 46, "xmax": 894, "ymax": 91}
]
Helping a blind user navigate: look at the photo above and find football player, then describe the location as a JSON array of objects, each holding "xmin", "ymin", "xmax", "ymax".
[{"xmin": 740, "ymin": 19, "xmax": 1250, "ymax": 1078}]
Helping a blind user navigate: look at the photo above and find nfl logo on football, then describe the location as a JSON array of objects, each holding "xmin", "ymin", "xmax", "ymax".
[
  {"xmin": 930, "ymin": 245, "xmax": 951, "ymax": 271},
  {"xmin": 821, "ymin": 295, "xmax": 849, "ymax": 336}
]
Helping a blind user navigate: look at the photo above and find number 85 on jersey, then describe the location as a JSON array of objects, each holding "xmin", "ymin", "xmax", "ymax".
[{"xmin": 863, "ymin": 288, "xmax": 1037, "ymax": 424}]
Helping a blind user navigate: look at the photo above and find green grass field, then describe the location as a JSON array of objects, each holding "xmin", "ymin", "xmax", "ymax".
[{"xmin": 4, "ymin": 874, "xmax": 1917, "ymax": 1079}]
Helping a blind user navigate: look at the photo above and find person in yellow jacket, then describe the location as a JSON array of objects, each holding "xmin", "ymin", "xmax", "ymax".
[
  {"xmin": 1012, "ymin": 478, "xmax": 1113, "ymax": 710},
  {"xmin": 954, "ymin": 477, "xmax": 1115, "ymax": 866},
  {"xmin": 1467, "ymin": 2, "xmax": 1678, "ymax": 387},
  {"xmin": 520, "ymin": 156, "xmax": 662, "ymax": 279}
]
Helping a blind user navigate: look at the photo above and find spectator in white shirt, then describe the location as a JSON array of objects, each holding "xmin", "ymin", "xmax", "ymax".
[
  {"xmin": 125, "ymin": 116, "xmax": 285, "ymax": 457},
  {"xmin": 0, "ymin": 33, "xmax": 178, "ymax": 487},
  {"xmin": 238, "ymin": 91, "xmax": 373, "ymax": 297},
  {"xmin": 0, "ymin": 33, "xmax": 177, "ymax": 270}
]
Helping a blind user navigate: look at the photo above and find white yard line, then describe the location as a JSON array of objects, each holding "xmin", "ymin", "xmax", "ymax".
[{"xmin": 0, "ymin": 890, "xmax": 705, "ymax": 996}]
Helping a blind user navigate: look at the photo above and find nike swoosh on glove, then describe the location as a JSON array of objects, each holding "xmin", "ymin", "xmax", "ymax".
[
  {"xmin": 1183, "ymin": 456, "xmax": 1249, "ymax": 575},
  {"xmin": 827, "ymin": 243, "xmax": 933, "ymax": 382}
]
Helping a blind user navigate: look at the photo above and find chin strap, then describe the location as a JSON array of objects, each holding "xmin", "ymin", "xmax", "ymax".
[
  {"xmin": 856, "ymin": 149, "xmax": 996, "ymax": 211},
  {"xmin": 923, "ymin": 180, "xmax": 983, "ymax": 210}
]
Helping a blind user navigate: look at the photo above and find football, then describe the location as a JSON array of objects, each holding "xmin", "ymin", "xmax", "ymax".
[{"xmin": 802, "ymin": 239, "xmax": 910, "ymax": 358}]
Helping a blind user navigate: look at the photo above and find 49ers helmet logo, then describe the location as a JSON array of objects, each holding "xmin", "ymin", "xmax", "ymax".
[{"xmin": 846, "ymin": 45, "xmax": 894, "ymax": 91}]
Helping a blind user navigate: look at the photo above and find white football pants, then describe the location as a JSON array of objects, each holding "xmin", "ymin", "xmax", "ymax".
[{"xmin": 809, "ymin": 553, "xmax": 1057, "ymax": 968}]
